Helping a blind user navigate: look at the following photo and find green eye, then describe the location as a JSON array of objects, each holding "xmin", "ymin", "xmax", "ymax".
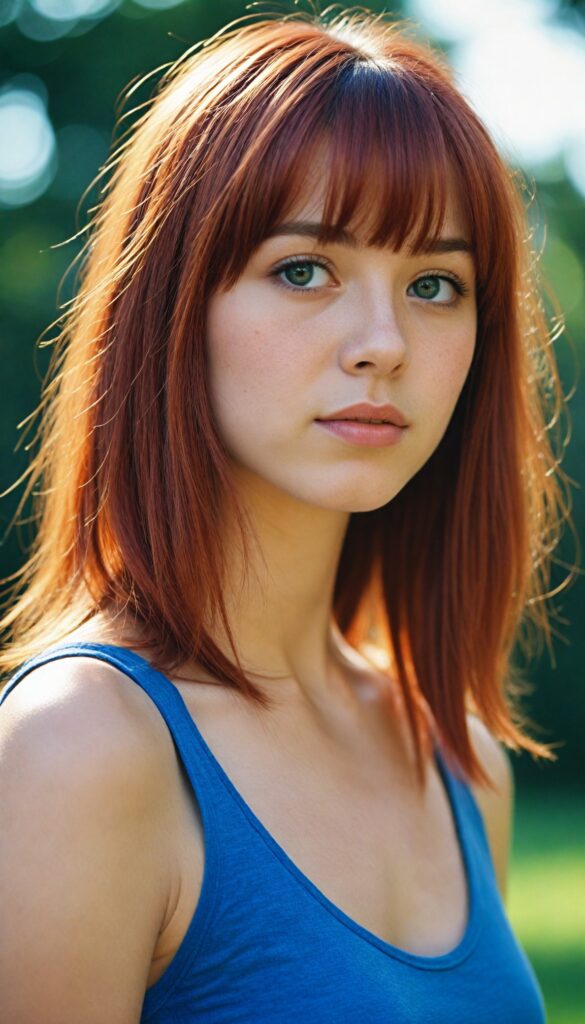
[
  {"xmin": 408, "ymin": 275, "xmax": 463, "ymax": 304},
  {"xmin": 283, "ymin": 262, "xmax": 315, "ymax": 287},
  {"xmin": 273, "ymin": 257, "xmax": 332, "ymax": 292},
  {"xmin": 413, "ymin": 276, "xmax": 441, "ymax": 299}
]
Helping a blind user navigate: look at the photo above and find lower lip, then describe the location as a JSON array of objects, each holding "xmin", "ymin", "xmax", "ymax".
[{"xmin": 315, "ymin": 420, "xmax": 407, "ymax": 446}]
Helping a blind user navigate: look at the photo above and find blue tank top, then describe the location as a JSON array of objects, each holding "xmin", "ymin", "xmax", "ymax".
[{"xmin": 0, "ymin": 641, "xmax": 547, "ymax": 1023}]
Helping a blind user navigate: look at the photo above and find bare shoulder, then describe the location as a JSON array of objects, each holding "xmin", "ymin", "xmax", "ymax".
[
  {"xmin": 0, "ymin": 650, "xmax": 175, "ymax": 772},
  {"xmin": 0, "ymin": 653, "xmax": 177, "ymax": 1023},
  {"xmin": 0, "ymin": 652, "xmax": 181, "ymax": 819},
  {"xmin": 466, "ymin": 712, "xmax": 514, "ymax": 902}
]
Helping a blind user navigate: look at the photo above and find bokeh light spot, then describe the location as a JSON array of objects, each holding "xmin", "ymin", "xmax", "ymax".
[
  {"xmin": 31, "ymin": 0, "xmax": 117, "ymax": 20},
  {"xmin": 0, "ymin": 0, "xmax": 23, "ymax": 27},
  {"xmin": 132, "ymin": 0, "xmax": 185, "ymax": 10},
  {"xmin": 0, "ymin": 86, "xmax": 57, "ymax": 208},
  {"xmin": 407, "ymin": 0, "xmax": 585, "ymax": 175}
]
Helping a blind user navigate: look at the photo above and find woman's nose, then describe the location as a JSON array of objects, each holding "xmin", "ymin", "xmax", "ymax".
[{"xmin": 338, "ymin": 290, "xmax": 409, "ymax": 377}]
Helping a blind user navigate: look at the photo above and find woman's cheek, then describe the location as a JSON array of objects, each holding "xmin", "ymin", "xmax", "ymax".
[{"xmin": 420, "ymin": 330, "xmax": 475, "ymax": 438}]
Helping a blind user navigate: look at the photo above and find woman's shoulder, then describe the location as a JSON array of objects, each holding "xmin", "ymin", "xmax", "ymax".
[
  {"xmin": 0, "ymin": 618, "xmax": 179, "ymax": 807},
  {"xmin": 0, "ymin": 625, "xmax": 177, "ymax": 1023}
]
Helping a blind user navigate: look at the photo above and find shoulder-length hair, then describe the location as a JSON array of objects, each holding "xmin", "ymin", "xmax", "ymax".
[{"xmin": 0, "ymin": 10, "xmax": 574, "ymax": 786}]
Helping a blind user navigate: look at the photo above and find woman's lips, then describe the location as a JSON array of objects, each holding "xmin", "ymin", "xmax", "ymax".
[{"xmin": 315, "ymin": 419, "xmax": 407, "ymax": 447}]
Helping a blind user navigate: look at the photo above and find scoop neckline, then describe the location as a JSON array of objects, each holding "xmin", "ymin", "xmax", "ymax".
[
  {"xmin": 16, "ymin": 640, "xmax": 484, "ymax": 971},
  {"xmin": 196, "ymin": 717, "xmax": 483, "ymax": 970},
  {"xmin": 136, "ymin": 648, "xmax": 485, "ymax": 971}
]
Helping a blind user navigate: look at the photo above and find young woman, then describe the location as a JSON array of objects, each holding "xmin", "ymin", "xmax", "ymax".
[{"xmin": 0, "ymin": 9, "xmax": 571, "ymax": 1023}]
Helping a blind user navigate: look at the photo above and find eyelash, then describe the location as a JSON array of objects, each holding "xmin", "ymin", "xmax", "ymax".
[{"xmin": 270, "ymin": 255, "xmax": 470, "ymax": 306}]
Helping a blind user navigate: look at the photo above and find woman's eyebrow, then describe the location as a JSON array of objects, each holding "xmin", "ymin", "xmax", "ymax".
[{"xmin": 266, "ymin": 220, "xmax": 473, "ymax": 255}]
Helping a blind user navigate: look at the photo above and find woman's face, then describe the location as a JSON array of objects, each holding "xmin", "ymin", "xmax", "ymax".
[{"xmin": 206, "ymin": 184, "xmax": 477, "ymax": 514}]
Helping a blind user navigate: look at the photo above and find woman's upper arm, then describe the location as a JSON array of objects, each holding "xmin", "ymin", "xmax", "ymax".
[
  {"xmin": 467, "ymin": 714, "xmax": 514, "ymax": 904},
  {"xmin": 0, "ymin": 659, "xmax": 173, "ymax": 1024}
]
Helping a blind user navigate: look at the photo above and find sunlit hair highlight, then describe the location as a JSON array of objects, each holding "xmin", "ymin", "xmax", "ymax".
[{"xmin": 0, "ymin": 8, "xmax": 575, "ymax": 787}]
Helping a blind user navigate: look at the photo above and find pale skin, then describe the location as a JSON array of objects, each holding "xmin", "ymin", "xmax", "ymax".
[
  {"xmin": 0, "ymin": 183, "xmax": 513, "ymax": 1023},
  {"xmin": 205, "ymin": 187, "xmax": 478, "ymax": 703}
]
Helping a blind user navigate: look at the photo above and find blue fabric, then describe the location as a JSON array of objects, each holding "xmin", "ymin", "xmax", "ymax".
[{"xmin": 1, "ymin": 641, "xmax": 547, "ymax": 1022}]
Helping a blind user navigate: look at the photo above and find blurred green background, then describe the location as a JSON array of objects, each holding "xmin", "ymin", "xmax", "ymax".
[{"xmin": 1, "ymin": 0, "xmax": 583, "ymax": 1019}]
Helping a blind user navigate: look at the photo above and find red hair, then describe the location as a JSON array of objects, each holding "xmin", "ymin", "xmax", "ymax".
[{"xmin": 0, "ymin": 10, "xmax": 574, "ymax": 786}]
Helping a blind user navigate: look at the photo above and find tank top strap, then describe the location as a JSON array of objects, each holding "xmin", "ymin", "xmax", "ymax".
[
  {"xmin": 433, "ymin": 740, "xmax": 497, "ymax": 893},
  {"xmin": 0, "ymin": 641, "xmax": 229, "ymax": 824}
]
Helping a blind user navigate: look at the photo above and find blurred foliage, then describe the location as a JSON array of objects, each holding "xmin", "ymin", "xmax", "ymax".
[
  {"xmin": 509, "ymin": 791, "xmax": 585, "ymax": 1023},
  {"xmin": 0, "ymin": 0, "xmax": 583, "ymax": 791}
]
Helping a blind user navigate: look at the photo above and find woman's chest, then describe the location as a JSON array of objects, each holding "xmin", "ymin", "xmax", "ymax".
[{"xmin": 147, "ymin": 693, "xmax": 469, "ymax": 989}]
